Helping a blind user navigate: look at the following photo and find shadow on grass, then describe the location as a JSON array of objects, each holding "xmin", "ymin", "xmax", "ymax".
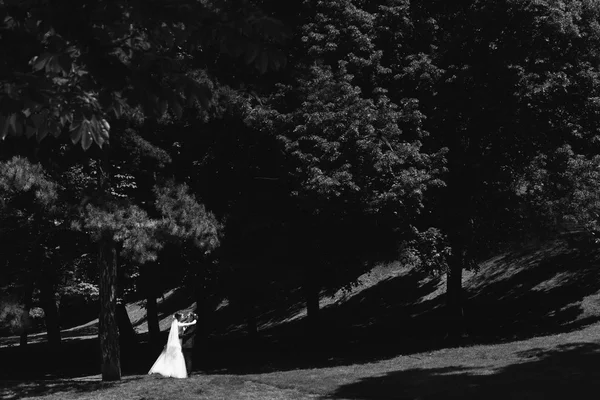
[
  {"xmin": 199, "ymin": 268, "xmax": 447, "ymax": 373},
  {"xmin": 324, "ymin": 342, "xmax": 600, "ymax": 399},
  {"xmin": 0, "ymin": 333, "xmax": 160, "ymax": 380},
  {"xmin": 462, "ymin": 245, "xmax": 600, "ymax": 341},
  {"xmin": 130, "ymin": 287, "xmax": 196, "ymax": 329},
  {"xmin": 3, "ymin": 240, "xmax": 600, "ymax": 378},
  {"xmin": 200, "ymin": 242, "xmax": 600, "ymax": 374},
  {"xmin": 0, "ymin": 337, "xmax": 101, "ymax": 380},
  {"xmin": 0, "ymin": 377, "xmax": 144, "ymax": 400}
]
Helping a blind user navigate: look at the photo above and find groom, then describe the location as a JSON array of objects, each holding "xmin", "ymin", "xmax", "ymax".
[{"xmin": 181, "ymin": 312, "xmax": 198, "ymax": 376}]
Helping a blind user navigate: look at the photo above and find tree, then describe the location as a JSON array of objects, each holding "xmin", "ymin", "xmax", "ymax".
[
  {"xmin": 75, "ymin": 179, "xmax": 222, "ymax": 344},
  {"xmin": 516, "ymin": 145, "xmax": 600, "ymax": 243},
  {"xmin": 0, "ymin": 0, "xmax": 288, "ymax": 148},
  {"xmin": 247, "ymin": 0, "xmax": 445, "ymax": 330},
  {"xmin": 1, "ymin": 0, "xmax": 287, "ymax": 380},
  {"xmin": 411, "ymin": 0, "xmax": 600, "ymax": 337},
  {"xmin": 0, "ymin": 156, "xmax": 63, "ymax": 346}
]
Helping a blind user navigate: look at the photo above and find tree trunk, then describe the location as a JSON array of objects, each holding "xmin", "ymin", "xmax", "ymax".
[
  {"xmin": 44, "ymin": 303, "xmax": 61, "ymax": 347},
  {"xmin": 40, "ymin": 276, "xmax": 61, "ymax": 347},
  {"xmin": 146, "ymin": 292, "xmax": 160, "ymax": 348},
  {"xmin": 19, "ymin": 282, "xmax": 34, "ymax": 347},
  {"xmin": 195, "ymin": 283, "xmax": 208, "ymax": 339},
  {"xmin": 193, "ymin": 276, "xmax": 210, "ymax": 369},
  {"xmin": 446, "ymin": 260, "xmax": 463, "ymax": 316},
  {"xmin": 98, "ymin": 236, "xmax": 121, "ymax": 381},
  {"xmin": 304, "ymin": 277, "xmax": 320, "ymax": 334},
  {"xmin": 246, "ymin": 299, "xmax": 258, "ymax": 338},
  {"xmin": 19, "ymin": 320, "xmax": 28, "ymax": 347},
  {"xmin": 241, "ymin": 264, "xmax": 258, "ymax": 339},
  {"xmin": 446, "ymin": 252, "xmax": 465, "ymax": 342},
  {"xmin": 116, "ymin": 303, "xmax": 136, "ymax": 347},
  {"xmin": 116, "ymin": 302, "xmax": 136, "ymax": 372},
  {"xmin": 143, "ymin": 262, "xmax": 161, "ymax": 349}
]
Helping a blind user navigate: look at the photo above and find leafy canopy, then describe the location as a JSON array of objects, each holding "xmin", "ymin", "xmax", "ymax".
[{"xmin": 0, "ymin": 0, "xmax": 288, "ymax": 150}]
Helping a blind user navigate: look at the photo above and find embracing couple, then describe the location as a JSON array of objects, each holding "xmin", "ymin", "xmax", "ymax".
[{"xmin": 148, "ymin": 311, "xmax": 198, "ymax": 379}]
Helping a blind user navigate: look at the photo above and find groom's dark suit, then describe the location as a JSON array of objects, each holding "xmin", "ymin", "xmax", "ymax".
[{"xmin": 181, "ymin": 317, "xmax": 197, "ymax": 375}]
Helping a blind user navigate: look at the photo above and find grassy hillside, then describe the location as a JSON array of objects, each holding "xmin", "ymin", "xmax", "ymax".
[
  {"xmin": 1, "ymin": 237, "xmax": 600, "ymax": 375},
  {"xmin": 3, "ymin": 316, "xmax": 600, "ymax": 399}
]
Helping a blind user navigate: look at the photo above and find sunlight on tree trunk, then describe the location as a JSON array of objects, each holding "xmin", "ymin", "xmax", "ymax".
[{"xmin": 99, "ymin": 235, "xmax": 121, "ymax": 381}]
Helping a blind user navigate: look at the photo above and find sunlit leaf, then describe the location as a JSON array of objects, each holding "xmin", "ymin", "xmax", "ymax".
[
  {"xmin": 59, "ymin": 112, "xmax": 73, "ymax": 126},
  {"xmin": 32, "ymin": 53, "xmax": 52, "ymax": 72},
  {"xmin": 100, "ymin": 118, "xmax": 110, "ymax": 132},
  {"xmin": 81, "ymin": 122, "xmax": 93, "ymax": 150},
  {"xmin": 90, "ymin": 119, "xmax": 106, "ymax": 149},
  {"xmin": 70, "ymin": 121, "xmax": 83, "ymax": 144},
  {"xmin": 46, "ymin": 56, "xmax": 63, "ymax": 74},
  {"xmin": 13, "ymin": 119, "xmax": 23, "ymax": 136},
  {"xmin": 6, "ymin": 114, "xmax": 17, "ymax": 136}
]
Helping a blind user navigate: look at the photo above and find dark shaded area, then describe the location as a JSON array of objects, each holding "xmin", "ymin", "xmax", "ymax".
[
  {"xmin": 0, "ymin": 334, "xmax": 159, "ymax": 380},
  {"xmin": 199, "ymin": 244, "xmax": 600, "ymax": 374},
  {"xmin": 325, "ymin": 342, "xmax": 600, "ymax": 399},
  {"xmin": 2, "ymin": 243, "xmax": 600, "ymax": 379},
  {"xmin": 462, "ymin": 246, "xmax": 600, "ymax": 341},
  {"xmin": 0, "ymin": 338, "xmax": 101, "ymax": 380},
  {"xmin": 185, "ymin": 266, "xmax": 446, "ymax": 374}
]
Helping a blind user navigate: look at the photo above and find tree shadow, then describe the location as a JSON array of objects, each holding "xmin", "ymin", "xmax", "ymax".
[
  {"xmin": 199, "ymin": 268, "xmax": 446, "ymax": 373},
  {"xmin": 0, "ymin": 376, "xmax": 144, "ymax": 400},
  {"xmin": 324, "ymin": 342, "xmax": 600, "ymax": 399},
  {"xmin": 4, "ymin": 241, "xmax": 600, "ymax": 378},
  {"xmin": 0, "ymin": 337, "xmax": 101, "ymax": 380},
  {"xmin": 0, "ymin": 333, "xmax": 160, "ymax": 380},
  {"xmin": 130, "ymin": 287, "xmax": 196, "ymax": 330},
  {"xmin": 199, "ymin": 243, "xmax": 600, "ymax": 374},
  {"xmin": 208, "ymin": 267, "xmax": 310, "ymax": 335},
  {"xmin": 462, "ymin": 245, "xmax": 600, "ymax": 342}
]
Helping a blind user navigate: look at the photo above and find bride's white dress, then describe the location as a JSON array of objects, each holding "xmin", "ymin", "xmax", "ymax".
[{"xmin": 148, "ymin": 319, "xmax": 187, "ymax": 378}]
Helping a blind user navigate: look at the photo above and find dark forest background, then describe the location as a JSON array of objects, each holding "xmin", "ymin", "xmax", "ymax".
[{"xmin": 3, "ymin": 0, "xmax": 600, "ymax": 382}]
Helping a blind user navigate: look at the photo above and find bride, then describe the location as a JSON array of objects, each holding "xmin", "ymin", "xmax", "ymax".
[{"xmin": 148, "ymin": 312, "xmax": 196, "ymax": 378}]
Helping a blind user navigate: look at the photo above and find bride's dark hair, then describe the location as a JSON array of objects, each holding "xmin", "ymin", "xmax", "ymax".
[{"xmin": 174, "ymin": 312, "xmax": 183, "ymax": 321}]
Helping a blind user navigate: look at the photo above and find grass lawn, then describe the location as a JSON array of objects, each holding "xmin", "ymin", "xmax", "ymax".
[
  {"xmin": 0, "ymin": 374, "xmax": 318, "ymax": 400},
  {"xmin": 3, "ymin": 323, "xmax": 600, "ymax": 399}
]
